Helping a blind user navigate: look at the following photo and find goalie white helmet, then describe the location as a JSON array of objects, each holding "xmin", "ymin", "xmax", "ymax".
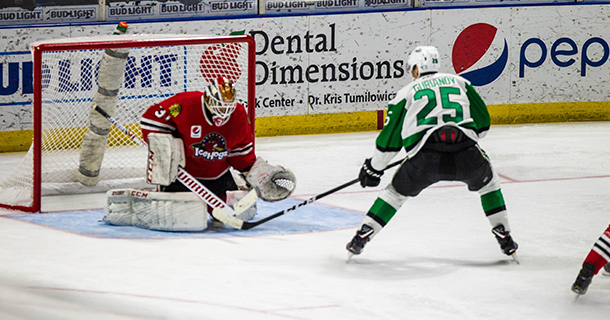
[
  {"xmin": 202, "ymin": 76, "xmax": 236, "ymax": 126},
  {"xmin": 407, "ymin": 46, "xmax": 440, "ymax": 77}
]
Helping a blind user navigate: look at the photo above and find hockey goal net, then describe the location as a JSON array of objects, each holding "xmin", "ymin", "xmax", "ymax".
[{"xmin": 0, "ymin": 34, "xmax": 256, "ymax": 213}]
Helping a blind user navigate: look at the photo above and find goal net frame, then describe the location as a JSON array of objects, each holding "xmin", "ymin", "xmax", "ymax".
[{"xmin": 0, "ymin": 34, "xmax": 256, "ymax": 213}]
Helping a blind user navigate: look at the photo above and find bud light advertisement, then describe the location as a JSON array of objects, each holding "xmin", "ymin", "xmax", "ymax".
[
  {"xmin": 105, "ymin": 0, "xmax": 257, "ymax": 21},
  {"xmin": 0, "ymin": 0, "xmax": 98, "ymax": 25},
  {"xmin": 262, "ymin": 0, "xmax": 411, "ymax": 15}
]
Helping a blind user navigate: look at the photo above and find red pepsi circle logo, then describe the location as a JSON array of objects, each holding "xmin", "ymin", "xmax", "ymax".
[
  {"xmin": 191, "ymin": 125, "xmax": 201, "ymax": 138},
  {"xmin": 452, "ymin": 23, "xmax": 508, "ymax": 86}
]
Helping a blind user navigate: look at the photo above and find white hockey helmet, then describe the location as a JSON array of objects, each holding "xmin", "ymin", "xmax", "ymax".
[
  {"xmin": 407, "ymin": 46, "xmax": 440, "ymax": 77},
  {"xmin": 203, "ymin": 76, "xmax": 236, "ymax": 126}
]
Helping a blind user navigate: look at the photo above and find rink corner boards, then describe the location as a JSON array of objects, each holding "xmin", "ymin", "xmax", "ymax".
[{"xmin": 1, "ymin": 101, "xmax": 610, "ymax": 153}]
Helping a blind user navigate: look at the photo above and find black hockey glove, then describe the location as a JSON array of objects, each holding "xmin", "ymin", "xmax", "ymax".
[{"xmin": 359, "ymin": 158, "xmax": 383, "ymax": 187}]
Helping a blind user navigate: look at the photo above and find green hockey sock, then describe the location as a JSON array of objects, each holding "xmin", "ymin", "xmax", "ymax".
[
  {"xmin": 481, "ymin": 189, "xmax": 506, "ymax": 216},
  {"xmin": 368, "ymin": 198, "xmax": 398, "ymax": 225}
]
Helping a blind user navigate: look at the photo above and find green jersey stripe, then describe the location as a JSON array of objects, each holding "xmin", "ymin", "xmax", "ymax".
[
  {"xmin": 466, "ymin": 83, "xmax": 490, "ymax": 133},
  {"xmin": 376, "ymin": 99, "xmax": 407, "ymax": 151},
  {"xmin": 403, "ymin": 130, "xmax": 426, "ymax": 152}
]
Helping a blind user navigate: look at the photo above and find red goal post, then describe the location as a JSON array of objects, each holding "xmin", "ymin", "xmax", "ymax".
[{"xmin": 0, "ymin": 34, "xmax": 256, "ymax": 213}]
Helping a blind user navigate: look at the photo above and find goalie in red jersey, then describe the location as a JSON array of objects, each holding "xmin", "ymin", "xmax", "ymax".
[{"xmin": 103, "ymin": 77, "xmax": 296, "ymax": 231}]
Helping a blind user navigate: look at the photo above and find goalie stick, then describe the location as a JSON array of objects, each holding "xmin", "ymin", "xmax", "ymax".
[
  {"xmin": 212, "ymin": 158, "xmax": 406, "ymax": 230},
  {"xmin": 93, "ymin": 105, "xmax": 245, "ymax": 229}
]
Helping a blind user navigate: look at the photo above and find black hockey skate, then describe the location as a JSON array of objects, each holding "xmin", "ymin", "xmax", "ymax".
[
  {"xmin": 346, "ymin": 224, "xmax": 375, "ymax": 256},
  {"xmin": 571, "ymin": 262, "xmax": 595, "ymax": 295},
  {"xmin": 492, "ymin": 225, "xmax": 518, "ymax": 258}
]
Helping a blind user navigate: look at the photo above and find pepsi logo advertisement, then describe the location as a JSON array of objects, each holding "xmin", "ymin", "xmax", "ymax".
[{"xmin": 452, "ymin": 23, "xmax": 508, "ymax": 87}]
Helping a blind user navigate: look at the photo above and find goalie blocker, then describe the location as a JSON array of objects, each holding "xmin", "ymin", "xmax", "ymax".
[{"xmin": 146, "ymin": 133, "xmax": 185, "ymax": 186}]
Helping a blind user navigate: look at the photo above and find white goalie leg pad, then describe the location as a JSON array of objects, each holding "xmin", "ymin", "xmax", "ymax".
[
  {"xmin": 147, "ymin": 133, "xmax": 185, "ymax": 186},
  {"xmin": 77, "ymin": 41, "xmax": 128, "ymax": 186},
  {"xmin": 227, "ymin": 190, "xmax": 257, "ymax": 221},
  {"xmin": 245, "ymin": 157, "xmax": 296, "ymax": 202},
  {"xmin": 104, "ymin": 189, "xmax": 136, "ymax": 226},
  {"xmin": 132, "ymin": 193, "xmax": 207, "ymax": 232},
  {"xmin": 104, "ymin": 188, "xmax": 207, "ymax": 231},
  {"xmin": 76, "ymin": 129, "xmax": 109, "ymax": 186}
]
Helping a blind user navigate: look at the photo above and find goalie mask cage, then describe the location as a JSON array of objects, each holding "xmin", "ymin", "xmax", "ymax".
[{"xmin": 0, "ymin": 34, "xmax": 256, "ymax": 213}]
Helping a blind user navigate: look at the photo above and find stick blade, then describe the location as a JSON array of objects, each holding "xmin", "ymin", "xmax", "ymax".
[{"xmin": 211, "ymin": 207, "xmax": 244, "ymax": 230}]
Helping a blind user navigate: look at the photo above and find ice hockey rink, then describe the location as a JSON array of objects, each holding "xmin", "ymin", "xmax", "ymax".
[{"xmin": 1, "ymin": 122, "xmax": 609, "ymax": 320}]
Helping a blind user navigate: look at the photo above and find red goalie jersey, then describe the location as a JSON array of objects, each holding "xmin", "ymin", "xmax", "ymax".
[{"xmin": 140, "ymin": 90, "xmax": 256, "ymax": 180}]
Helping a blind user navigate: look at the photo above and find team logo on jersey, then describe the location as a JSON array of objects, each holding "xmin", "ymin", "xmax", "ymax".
[
  {"xmin": 191, "ymin": 125, "xmax": 202, "ymax": 138},
  {"xmin": 168, "ymin": 103, "xmax": 182, "ymax": 117},
  {"xmin": 452, "ymin": 23, "xmax": 508, "ymax": 86},
  {"xmin": 190, "ymin": 133, "xmax": 229, "ymax": 161}
]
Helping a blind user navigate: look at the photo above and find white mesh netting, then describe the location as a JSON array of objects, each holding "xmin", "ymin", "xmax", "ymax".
[{"xmin": 0, "ymin": 35, "xmax": 252, "ymax": 210}]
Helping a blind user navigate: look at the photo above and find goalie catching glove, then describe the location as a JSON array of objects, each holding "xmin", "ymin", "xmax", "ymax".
[{"xmin": 245, "ymin": 157, "xmax": 296, "ymax": 202}]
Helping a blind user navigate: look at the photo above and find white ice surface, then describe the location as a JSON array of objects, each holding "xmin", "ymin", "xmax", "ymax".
[{"xmin": 1, "ymin": 122, "xmax": 610, "ymax": 319}]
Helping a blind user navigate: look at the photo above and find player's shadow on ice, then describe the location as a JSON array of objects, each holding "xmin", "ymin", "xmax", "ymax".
[{"xmin": 333, "ymin": 256, "xmax": 513, "ymax": 280}]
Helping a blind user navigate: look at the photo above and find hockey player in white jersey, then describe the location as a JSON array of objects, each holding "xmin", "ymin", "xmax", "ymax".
[{"xmin": 346, "ymin": 46, "xmax": 518, "ymax": 261}]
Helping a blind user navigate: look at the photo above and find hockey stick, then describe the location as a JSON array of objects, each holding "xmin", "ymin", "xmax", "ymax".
[
  {"xmin": 212, "ymin": 158, "xmax": 406, "ymax": 230},
  {"xmin": 93, "ymin": 105, "xmax": 244, "ymax": 229}
]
